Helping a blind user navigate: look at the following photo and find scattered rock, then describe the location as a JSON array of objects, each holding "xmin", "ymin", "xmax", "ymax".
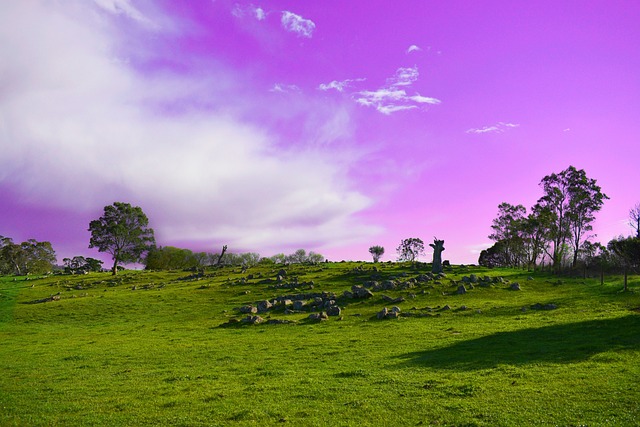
[
  {"xmin": 382, "ymin": 295, "xmax": 406, "ymax": 304},
  {"xmin": 241, "ymin": 315, "xmax": 264, "ymax": 325},
  {"xmin": 327, "ymin": 305, "xmax": 342, "ymax": 316},
  {"xmin": 439, "ymin": 305, "xmax": 451, "ymax": 311},
  {"xmin": 377, "ymin": 306, "xmax": 401, "ymax": 319},
  {"xmin": 267, "ymin": 319, "xmax": 294, "ymax": 325},
  {"xmin": 292, "ymin": 300, "xmax": 306, "ymax": 311},
  {"xmin": 510, "ymin": 283, "xmax": 521, "ymax": 291},
  {"xmin": 456, "ymin": 285, "xmax": 467, "ymax": 295},
  {"xmin": 239, "ymin": 305, "xmax": 258, "ymax": 314},
  {"xmin": 257, "ymin": 300, "xmax": 273, "ymax": 313},
  {"xmin": 308, "ymin": 312, "xmax": 329, "ymax": 321},
  {"xmin": 351, "ymin": 285, "xmax": 374, "ymax": 299}
]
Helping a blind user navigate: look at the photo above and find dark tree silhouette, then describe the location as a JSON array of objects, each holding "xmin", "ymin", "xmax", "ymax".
[
  {"xmin": 368, "ymin": 245, "xmax": 385, "ymax": 262},
  {"xmin": 88, "ymin": 202, "xmax": 155, "ymax": 275}
]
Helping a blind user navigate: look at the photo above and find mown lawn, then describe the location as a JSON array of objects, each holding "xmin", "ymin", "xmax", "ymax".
[{"xmin": 1, "ymin": 263, "xmax": 639, "ymax": 426}]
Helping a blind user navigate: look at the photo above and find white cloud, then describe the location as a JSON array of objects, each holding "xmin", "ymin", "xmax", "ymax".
[
  {"xmin": 466, "ymin": 122, "xmax": 520, "ymax": 134},
  {"xmin": 233, "ymin": 4, "xmax": 266, "ymax": 21},
  {"xmin": 407, "ymin": 44, "xmax": 421, "ymax": 53},
  {"xmin": 377, "ymin": 104, "xmax": 417, "ymax": 115},
  {"xmin": 389, "ymin": 66, "xmax": 419, "ymax": 86},
  {"xmin": 409, "ymin": 94, "xmax": 441, "ymax": 104},
  {"xmin": 0, "ymin": 2, "xmax": 377, "ymax": 253},
  {"xmin": 318, "ymin": 78, "xmax": 365, "ymax": 92},
  {"xmin": 355, "ymin": 67, "xmax": 441, "ymax": 115},
  {"xmin": 469, "ymin": 242, "xmax": 493, "ymax": 255},
  {"xmin": 269, "ymin": 83, "xmax": 301, "ymax": 93},
  {"xmin": 254, "ymin": 6, "xmax": 265, "ymax": 20},
  {"xmin": 281, "ymin": 11, "xmax": 315, "ymax": 38},
  {"xmin": 94, "ymin": 0, "xmax": 155, "ymax": 28}
]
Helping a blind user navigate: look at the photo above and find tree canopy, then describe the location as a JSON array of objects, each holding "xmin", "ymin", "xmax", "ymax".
[
  {"xmin": 88, "ymin": 202, "xmax": 155, "ymax": 275},
  {"xmin": 0, "ymin": 236, "xmax": 57, "ymax": 275},
  {"xmin": 484, "ymin": 166, "xmax": 608, "ymax": 270},
  {"xmin": 368, "ymin": 245, "xmax": 385, "ymax": 263},
  {"xmin": 396, "ymin": 238, "xmax": 425, "ymax": 263}
]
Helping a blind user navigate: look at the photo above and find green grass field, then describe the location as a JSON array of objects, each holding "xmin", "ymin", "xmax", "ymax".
[{"xmin": 1, "ymin": 262, "xmax": 639, "ymax": 426}]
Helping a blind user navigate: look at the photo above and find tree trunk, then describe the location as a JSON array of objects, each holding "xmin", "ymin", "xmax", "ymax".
[
  {"xmin": 112, "ymin": 259, "xmax": 119, "ymax": 275},
  {"xmin": 216, "ymin": 245, "xmax": 228, "ymax": 267},
  {"xmin": 600, "ymin": 266, "xmax": 604, "ymax": 286},
  {"xmin": 624, "ymin": 266, "xmax": 628, "ymax": 292}
]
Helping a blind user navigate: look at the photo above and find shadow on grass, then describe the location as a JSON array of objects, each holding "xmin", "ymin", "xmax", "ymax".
[{"xmin": 397, "ymin": 315, "xmax": 640, "ymax": 371}]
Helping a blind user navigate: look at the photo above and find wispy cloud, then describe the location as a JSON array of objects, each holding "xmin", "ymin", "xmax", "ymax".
[
  {"xmin": 466, "ymin": 122, "xmax": 520, "ymax": 134},
  {"xmin": 281, "ymin": 11, "xmax": 315, "ymax": 38},
  {"xmin": 231, "ymin": 4, "xmax": 266, "ymax": 21},
  {"xmin": 269, "ymin": 83, "xmax": 301, "ymax": 93},
  {"xmin": 94, "ymin": 0, "xmax": 155, "ymax": 28},
  {"xmin": 318, "ymin": 78, "xmax": 365, "ymax": 92},
  {"xmin": 469, "ymin": 242, "xmax": 493, "ymax": 255},
  {"xmin": 355, "ymin": 66, "xmax": 440, "ymax": 115},
  {"xmin": 406, "ymin": 44, "xmax": 421, "ymax": 53},
  {"xmin": 388, "ymin": 66, "xmax": 419, "ymax": 86}
]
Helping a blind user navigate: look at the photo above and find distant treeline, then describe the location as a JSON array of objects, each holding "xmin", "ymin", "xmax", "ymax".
[{"xmin": 144, "ymin": 246, "xmax": 324, "ymax": 270}]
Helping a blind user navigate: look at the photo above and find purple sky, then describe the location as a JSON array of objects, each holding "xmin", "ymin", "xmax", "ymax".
[{"xmin": 1, "ymin": 1, "xmax": 639, "ymax": 264}]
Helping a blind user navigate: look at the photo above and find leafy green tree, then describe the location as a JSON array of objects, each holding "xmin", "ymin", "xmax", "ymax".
[
  {"xmin": 607, "ymin": 236, "xmax": 640, "ymax": 291},
  {"xmin": 478, "ymin": 241, "xmax": 508, "ymax": 268},
  {"xmin": 63, "ymin": 256, "xmax": 103, "ymax": 274},
  {"xmin": 288, "ymin": 249, "xmax": 308, "ymax": 264},
  {"xmin": 63, "ymin": 256, "xmax": 87, "ymax": 274},
  {"xmin": 396, "ymin": 238, "xmax": 425, "ymax": 262},
  {"xmin": 537, "ymin": 166, "xmax": 608, "ymax": 269},
  {"xmin": 84, "ymin": 257, "xmax": 104, "ymax": 272},
  {"xmin": 144, "ymin": 246, "xmax": 197, "ymax": 270},
  {"xmin": 368, "ymin": 245, "xmax": 385, "ymax": 263},
  {"xmin": 0, "ymin": 236, "xmax": 56, "ymax": 275},
  {"xmin": 521, "ymin": 205, "xmax": 551, "ymax": 269},
  {"xmin": 489, "ymin": 202, "xmax": 526, "ymax": 267},
  {"xmin": 269, "ymin": 253, "xmax": 287, "ymax": 264},
  {"xmin": 88, "ymin": 202, "xmax": 155, "ymax": 275}
]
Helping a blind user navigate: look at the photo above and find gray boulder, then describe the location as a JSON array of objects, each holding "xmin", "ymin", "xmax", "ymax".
[
  {"xmin": 257, "ymin": 300, "xmax": 273, "ymax": 312},
  {"xmin": 327, "ymin": 306, "xmax": 342, "ymax": 316},
  {"xmin": 240, "ymin": 305, "xmax": 258, "ymax": 314},
  {"xmin": 308, "ymin": 312, "xmax": 329, "ymax": 321},
  {"xmin": 241, "ymin": 315, "xmax": 264, "ymax": 325}
]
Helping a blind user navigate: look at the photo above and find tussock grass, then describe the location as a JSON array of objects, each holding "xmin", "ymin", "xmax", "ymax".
[{"xmin": 1, "ymin": 263, "xmax": 639, "ymax": 426}]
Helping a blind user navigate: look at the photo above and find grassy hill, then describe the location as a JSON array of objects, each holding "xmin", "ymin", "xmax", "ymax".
[{"xmin": 1, "ymin": 262, "xmax": 639, "ymax": 426}]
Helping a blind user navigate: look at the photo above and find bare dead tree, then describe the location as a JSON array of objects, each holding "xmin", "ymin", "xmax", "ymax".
[
  {"xmin": 216, "ymin": 245, "xmax": 228, "ymax": 267},
  {"xmin": 629, "ymin": 203, "xmax": 640, "ymax": 238}
]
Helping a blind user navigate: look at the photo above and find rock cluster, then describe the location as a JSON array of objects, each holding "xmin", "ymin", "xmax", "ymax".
[
  {"xmin": 345, "ymin": 285, "xmax": 374, "ymax": 299},
  {"xmin": 377, "ymin": 306, "xmax": 401, "ymax": 319},
  {"xmin": 461, "ymin": 275, "xmax": 503, "ymax": 287},
  {"xmin": 308, "ymin": 312, "xmax": 329, "ymax": 321}
]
